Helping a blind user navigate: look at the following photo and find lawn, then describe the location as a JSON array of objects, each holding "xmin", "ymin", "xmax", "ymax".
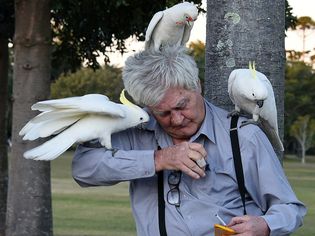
[{"xmin": 52, "ymin": 152, "xmax": 315, "ymax": 235}]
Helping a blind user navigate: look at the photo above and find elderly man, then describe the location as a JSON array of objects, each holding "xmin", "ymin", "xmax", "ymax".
[{"xmin": 72, "ymin": 46, "xmax": 306, "ymax": 236}]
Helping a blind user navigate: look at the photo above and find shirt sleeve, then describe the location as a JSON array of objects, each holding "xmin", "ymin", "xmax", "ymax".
[
  {"xmin": 240, "ymin": 128, "xmax": 307, "ymax": 235},
  {"xmin": 72, "ymin": 129, "xmax": 156, "ymax": 187}
]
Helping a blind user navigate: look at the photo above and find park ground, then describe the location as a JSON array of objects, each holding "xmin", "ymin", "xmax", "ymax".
[{"xmin": 52, "ymin": 152, "xmax": 315, "ymax": 236}]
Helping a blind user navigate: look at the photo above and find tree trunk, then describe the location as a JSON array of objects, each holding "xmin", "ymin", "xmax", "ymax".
[
  {"xmin": 0, "ymin": 37, "xmax": 9, "ymax": 236},
  {"xmin": 205, "ymin": 0, "xmax": 285, "ymax": 157},
  {"xmin": 301, "ymin": 143, "xmax": 305, "ymax": 164},
  {"xmin": 6, "ymin": 1, "xmax": 53, "ymax": 235}
]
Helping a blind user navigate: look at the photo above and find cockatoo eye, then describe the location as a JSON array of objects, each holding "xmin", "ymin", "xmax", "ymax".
[
  {"xmin": 140, "ymin": 117, "xmax": 143, "ymax": 121},
  {"xmin": 252, "ymin": 93, "xmax": 255, "ymax": 97}
]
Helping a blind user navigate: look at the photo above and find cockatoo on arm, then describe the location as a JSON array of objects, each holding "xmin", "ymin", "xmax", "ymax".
[
  {"xmin": 227, "ymin": 62, "xmax": 284, "ymax": 152},
  {"xmin": 19, "ymin": 90, "xmax": 150, "ymax": 161},
  {"xmin": 145, "ymin": 2, "xmax": 198, "ymax": 51}
]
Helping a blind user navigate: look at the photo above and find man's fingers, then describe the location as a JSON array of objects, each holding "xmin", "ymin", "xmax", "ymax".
[
  {"xmin": 228, "ymin": 215, "xmax": 250, "ymax": 226},
  {"xmin": 189, "ymin": 143, "xmax": 207, "ymax": 157}
]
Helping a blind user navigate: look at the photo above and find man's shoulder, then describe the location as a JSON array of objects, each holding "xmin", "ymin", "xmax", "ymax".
[{"xmin": 205, "ymin": 101, "xmax": 262, "ymax": 140}]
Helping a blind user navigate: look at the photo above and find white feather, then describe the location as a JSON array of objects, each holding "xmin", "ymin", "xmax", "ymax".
[
  {"xmin": 20, "ymin": 94, "xmax": 150, "ymax": 160},
  {"xmin": 228, "ymin": 69, "xmax": 284, "ymax": 152},
  {"xmin": 145, "ymin": 2, "xmax": 198, "ymax": 51}
]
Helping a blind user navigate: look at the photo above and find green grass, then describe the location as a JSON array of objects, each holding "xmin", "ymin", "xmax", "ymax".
[
  {"xmin": 51, "ymin": 151, "xmax": 136, "ymax": 236},
  {"xmin": 52, "ymin": 152, "xmax": 315, "ymax": 235}
]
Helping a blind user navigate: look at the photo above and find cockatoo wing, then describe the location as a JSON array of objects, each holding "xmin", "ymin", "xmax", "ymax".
[
  {"xmin": 145, "ymin": 11, "xmax": 164, "ymax": 50},
  {"xmin": 23, "ymin": 113, "xmax": 125, "ymax": 161},
  {"xmin": 228, "ymin": 69, "xmax": 239, "ymax": 104},
  {"xmin": 20, "ymin": 115, "xmax": 81, "ymax": 140},
  {"xmin": 256, "ymin": 73, "xmax": 284, "ymax": 152},
  {"xmin": 32, "ymin": 94, "xmax": 125, "ymax": 117},
  {"xmin": 260, "ymin": 117, "xmax": 284, "ymax": 152}
]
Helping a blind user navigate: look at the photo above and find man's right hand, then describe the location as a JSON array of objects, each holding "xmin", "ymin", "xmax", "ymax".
[{"xmin": 154, "ymin": 142, "xmax": 207, "ymax": 179}]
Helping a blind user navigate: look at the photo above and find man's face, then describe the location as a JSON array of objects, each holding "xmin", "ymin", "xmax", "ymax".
[{"xmin": 149, "ymin": 87, "xmax": 205, "ymax": 143}]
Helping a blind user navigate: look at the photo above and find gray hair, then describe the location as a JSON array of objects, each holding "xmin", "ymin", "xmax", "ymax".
[{"xmin": 122, "ymin": 46, "xmax": 200, "ymax": 107}]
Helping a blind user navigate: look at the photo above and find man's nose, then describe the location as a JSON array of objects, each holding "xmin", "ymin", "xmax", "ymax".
[{"xmin": 170, "ymin": 110, "xmax": 184, "ymax": 125}]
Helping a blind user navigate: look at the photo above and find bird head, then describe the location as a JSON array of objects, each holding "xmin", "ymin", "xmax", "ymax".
[
  {"xmin": 172, "ymin": 2, "xmax": 198, "ymax": 26},
  {"xmin": 245, "ymin": 62, "xmax": 268, "ymax": 106},
  {"xmin": 120, "ymin": 89, "xmax": 150, "ymax": 127}
]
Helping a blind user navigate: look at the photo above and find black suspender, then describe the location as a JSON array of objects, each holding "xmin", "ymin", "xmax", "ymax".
[
  {"xmin": 230, "ymin": 115, "xmax": 247, "ymax": 215},
  {"xmin": 157, "ymin": 115, "xmax": 247, "ymax": 235},
  {"xmin": 157, "ymin": 171, "xmax": 168, "ymax": 236}
]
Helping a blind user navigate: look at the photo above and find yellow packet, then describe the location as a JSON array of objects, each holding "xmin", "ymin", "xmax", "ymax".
[{"xmin": 214, "ymin": 224, "xmax": 236, "ymax": 236}]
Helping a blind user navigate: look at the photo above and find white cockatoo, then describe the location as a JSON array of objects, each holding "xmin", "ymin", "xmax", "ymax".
[
  {"xmin": 228, "ymin": 62, "xmax": 284, "ymax": 152},
  {"xmin": 145, "ymin": 2, "xmax": 198, "ymax": 51},
  {"xmin": 19, "ymin": 90, "xmax": 150, "ymax": 161}
]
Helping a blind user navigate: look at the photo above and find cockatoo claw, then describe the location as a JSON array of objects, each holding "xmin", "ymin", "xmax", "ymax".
[
  {"xmin": 240, "ymin": 119, "xmax": 259, "ymax": 128},
  {"xmin": 227, "ymin": 110, "xmax": 240, "ymax": 118}
]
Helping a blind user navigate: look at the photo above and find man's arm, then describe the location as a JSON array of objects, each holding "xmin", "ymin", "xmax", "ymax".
[{"xmin": 229, "ymin": 128, "xmax": 306, "ymax": 236}]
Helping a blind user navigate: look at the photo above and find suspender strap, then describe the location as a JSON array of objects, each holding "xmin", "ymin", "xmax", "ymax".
[
  {"xmin": 230, "ymin": 115, "xmax": 247, "ymax": 215},
  {"xmin": 157, "ymin": 171, "xmax": 167, "ymax": 236}
]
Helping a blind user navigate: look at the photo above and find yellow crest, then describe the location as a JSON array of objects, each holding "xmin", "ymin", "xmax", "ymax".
[
  {"xmin": 248, "ymin": 61, "xmax": 257, "ymax": 79},
  {"xmin": 120, "ymin": 89, "xmax": 135, "ymax": 107}
]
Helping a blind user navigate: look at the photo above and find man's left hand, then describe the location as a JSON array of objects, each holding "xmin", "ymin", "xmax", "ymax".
[{"xmin": 227, "ymin": 215, "xmax": 270, "ymax": 236}]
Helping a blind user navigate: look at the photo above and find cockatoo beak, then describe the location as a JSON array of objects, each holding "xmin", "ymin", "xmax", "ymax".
[
  {"xmin": 256, "ymin": 100, "xmax": 264, "ymax": 108},
  {"xmin": 186, "ymin": 16, "xmax": 194, "ymax": 26}
]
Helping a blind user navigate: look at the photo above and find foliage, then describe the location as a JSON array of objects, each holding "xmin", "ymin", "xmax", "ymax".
[
  {"xmin": 285, "ymin": 0, "xmax": 297, "ymax": 30},
  {"xmin": 51, "ymin": 65, "xmax": 124, "ymax": 102},
  {"xmin": 50, "ymin": 0, "xmax": 203, "ymax": 78},
  {"xmin": 284, "ymin": 61, "xmax": 315, "ymax": 153},
  {"xmin": 188, "ymin": 40, "xmax": 205, "ymax": 91},
  {"xmin": 290, "ymin": 115, "xmax": 315, "ymax": 163},
  {"xmin": 0, "ymin": 0, "xmax": 14, "ymax": 39}
]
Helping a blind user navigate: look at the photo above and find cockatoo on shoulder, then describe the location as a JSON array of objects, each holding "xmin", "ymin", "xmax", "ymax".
[
  {"xmin": 145, "ymin": 2, "xmax": 198, "ymax": 51},
  {"xmin": 228, "ymin": 62, "xmax": 284, "ymax": 152},
  {"xmin": 19, "ymin": 90, "xmax": 150, "ymax": 161}
]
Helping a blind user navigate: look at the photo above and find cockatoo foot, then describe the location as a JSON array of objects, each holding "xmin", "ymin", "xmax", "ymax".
[
  {"xmin": 240, "ymin": 119, "xmax": 260, "ymax": 128},
  {"xmin": 227, "ymin": 110, "xmax": 240, "ymax": 118}
]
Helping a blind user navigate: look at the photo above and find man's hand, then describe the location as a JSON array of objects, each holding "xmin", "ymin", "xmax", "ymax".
[
  {"xmin": 154, "ymin": 142, "xmax": 207, "ymax": 179},
  {"xmin": 227, "ymin": 215, "xmax": 270, "ymax": 236}
]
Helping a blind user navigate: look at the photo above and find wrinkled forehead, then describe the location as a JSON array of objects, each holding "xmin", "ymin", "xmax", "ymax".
[{"xmin": 149, "ymin": 88, "xmax": 193, "ymax": 111}]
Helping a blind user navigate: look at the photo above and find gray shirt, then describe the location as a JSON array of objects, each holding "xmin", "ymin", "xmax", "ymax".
[{"xmin": 72, "ymin": 100, "xmax": 306, "ymax": 236}]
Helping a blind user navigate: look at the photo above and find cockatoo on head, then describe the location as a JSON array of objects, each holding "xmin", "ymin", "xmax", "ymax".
[
  {"xmin": 145, "ymin": 2, "xmax": 198, "ymax": 51},
  {"xmin": 19, "ymin": 90, "xmax": 150, "ymax": 161},
  {"xmin": 228, "ymin": 62, "xmax": 284, "ymax": 152}
]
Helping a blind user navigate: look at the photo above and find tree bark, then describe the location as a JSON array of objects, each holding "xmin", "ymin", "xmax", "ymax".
[
  {"xmin": 205, "ymin": 0, "xmax": 285, "ymax": 157},
  {"xmin": 0, "ymin": 37, "xmax": 9, "ymax": 236},
  {"xmin": 6, "ymin": 0, "xmax": 53, "ymax": 235}
]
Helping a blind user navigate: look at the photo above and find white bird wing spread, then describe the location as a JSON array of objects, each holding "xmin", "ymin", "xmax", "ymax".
[
  {"xmin": 23, "ymin": 114, "xmax": 119, "ymax": 161},
  {"xmin": 145, "ymin": 11, "xmax": 164, "ymax": 49},
  {"xmin": 23, "ymin": 123, "xmax": 80, "ymax": 161},
  {"xmin": 20, "ymin": 94, "xmax": 126, "ymax": 141},
  {"xmin": 31, "ymin": 94, "xmax": 125, "ymax": 117}
]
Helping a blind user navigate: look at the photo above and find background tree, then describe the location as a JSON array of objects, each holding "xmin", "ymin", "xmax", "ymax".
[
  {"xmin": 290, "ymin": 115, "xmax": 315, "ymax": 163},
  {"xmin": 50, "ymin": 0, "xmax": 203, "ymax": 78},
  {"xmin": 295, "ymin": 16, "xmax": 315, "ymax": 60},
  {"xmin": 6, "ymin": 0, "xmax": 53, "ymax": 235},
  {"xmin": 205, "ymin": 0, "xmax": 286, "ymax": 157},
  {"xmin": 0, "ymin": 0, "xmax": 14, "ymax": 234},
  {"xmin": 284, "ymin": 61, "xmax": 315, "ymax": 153},
  {"xmin": 188, "ymin": 40, "xmax": 205, "ymax": 91},
  {"xmin": 51, "ymin": 65, "xmax": 123, "ymax": 102}
]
